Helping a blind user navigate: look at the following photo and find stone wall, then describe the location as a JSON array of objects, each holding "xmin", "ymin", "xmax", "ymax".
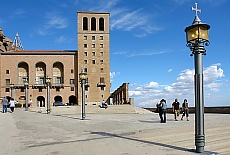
[{"xmin": 145, "ymin": 106, "xmax": 230, "ymax": 114}]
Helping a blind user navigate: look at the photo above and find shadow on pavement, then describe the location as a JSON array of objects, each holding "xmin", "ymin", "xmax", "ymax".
[{"xmin": 91, "ymin": 131, "xmax": 218, "ymax": 155}]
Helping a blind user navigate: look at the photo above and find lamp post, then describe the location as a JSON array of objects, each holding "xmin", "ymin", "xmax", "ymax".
[
  {"xmin": 79, "ymin": 70, "xmax": 87, "ymax": 120},
  {"xmin": 24, "ymin": 79, "xmax": 29, "ymax": 111},
  {"xmin": 10, "ymin": 83, "xmax": 14, "ymax": 99},
  {"xmin": 46, "ymin": 76, "xmax": 51, "ymax": 114},
  {"xmin": 185, "ymin": 3, "xmax": 210, "ymax": 153}
]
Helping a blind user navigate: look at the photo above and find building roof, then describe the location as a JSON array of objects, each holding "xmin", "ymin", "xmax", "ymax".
[
  {"xmin": 1, "ymin": 50, "xmax": 78, "ymax": 55},
  {"xmin": 77, "ymin": 11, "xmax": 110, "ymax": 15}
]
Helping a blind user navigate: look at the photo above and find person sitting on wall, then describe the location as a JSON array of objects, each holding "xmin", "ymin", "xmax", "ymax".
[{"xmin": 100, "ymin": 100, "xmax": 108, "ymax": 109}]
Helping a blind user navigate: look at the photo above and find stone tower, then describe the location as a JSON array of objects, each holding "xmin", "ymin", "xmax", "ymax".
[{"xmin": 77, "ymin": 12, "xmax": 110, "ymax": 105}]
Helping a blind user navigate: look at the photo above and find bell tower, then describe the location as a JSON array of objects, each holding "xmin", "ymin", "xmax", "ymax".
[{"xmin": 77, "ymin": 12, "xmax": 110, "ymax": 105}]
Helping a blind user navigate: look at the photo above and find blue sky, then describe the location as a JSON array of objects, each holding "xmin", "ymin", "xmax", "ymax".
[{"xmin": 1, "ymin": 0, "xmax": 229, "ymax": 107}]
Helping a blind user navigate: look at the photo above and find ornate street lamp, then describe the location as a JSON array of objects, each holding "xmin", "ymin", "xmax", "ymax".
[
  {"xmin": 79, "ymin": 70, "xmax": 87, "ymax": 120},
  {"xmin": 46, "ymin": 76, "xmax": 51, "ymax": 114},
  {"xmin": 10, "ymin": 83, "xmax": 14, "ymax": 99},
  {"xmin": 185, "ymin": 3, "xmax": 210, "ymax": 153},
  {"xmin": 24, "ymin": 79, "xmax": 29, "ymax": 111}
]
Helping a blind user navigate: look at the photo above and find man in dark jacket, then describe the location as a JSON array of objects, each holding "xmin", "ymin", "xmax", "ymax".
[{"xmin": 172, "ymin": 98, "xmax": 180, "ymax": 121}]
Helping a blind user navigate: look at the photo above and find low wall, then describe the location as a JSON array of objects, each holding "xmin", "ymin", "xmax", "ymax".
[{"xmin": 144, "ymin": 106, "xmax": 230, "ymax": 114}]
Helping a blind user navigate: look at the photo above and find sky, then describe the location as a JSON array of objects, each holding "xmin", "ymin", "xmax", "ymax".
[{"xmin": 0, "ymin": 0, "xmax": 229, "ymax": 108}]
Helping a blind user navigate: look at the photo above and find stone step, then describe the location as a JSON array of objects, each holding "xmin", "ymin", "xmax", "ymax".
[{"xmin": 28, "ymin": 105, "xmax": 152, "ymax": 114}]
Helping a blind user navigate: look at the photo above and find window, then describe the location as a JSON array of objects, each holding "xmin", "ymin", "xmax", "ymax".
[
  {"xmin": 100, "ymin": 44, "xmax": 103, "ymax": 48},
  {"xmin": 92, "ymin": 60, "xmax": 96, "ymax": 64},
  {"xmin": 92, "ymin": 44, "xmax": 95, "ymax": 48},
  {"xmin": 99, "ymin": 18, "xmax": 104, "ymax": 31},
  {"xmin": 101, "ymin": 87, "xmax": 104, "ymax": 91},
  {"xmin": 100, "ymin": 77, "xmax": 105, "ymax": 83},
  {"xmin": 91, "ymin": 17, "xmax": 96, "ymax": 31},
  {"xmin": 6, "ymin": 70, "xmax": 9, "ymax": 74},
  {"xmin": 39, "ymin": 88, "xmax": 42, "ymax": 92},
  {"xmin": 83, "ymin": 17, "xmax": 88, "ymax": 30},
  {"xmin": 100, "ymin": 68, "xmax": 104, "ymax": 73},
  {"xmin": 84, "ymin": 52, "xmax": 88, "ymax": 56},
  {"xmin": 71, "ymin": 87, "xmax": 74, "ymax": 91},
  {"xmin": 56, "ymin": 87, "xmax": 60, "ymax": 92},
  {"xmin": 100, "ymin": 52, "xmax": 104, "ymax": 56},
  {"xmin": 39, "ymin": 78, "xmax": 45, "ymax": 84},
  {"xmin": 84, "ymin": 36, "xmax": 87, "ymax": 40},
  {"xmin": 21, "ymin": 88, "xmax": 25, "ymax": 92},
  {"xmin": 92, "ymin": 52, "xmax": 96, "ymax": 56},
  {"xmin": 84, "ymin": 60, "xmax": 87, "ymax": 64},
  {"xmin": 70, "ymin": 79, "xmax": 74, "ymax": 84},
  {"xmin": 86, "ymin": 95, "xmax": 88, "ymax": 98},
  {"xmin": 100, "ymin": 36, "xmax": 103, "ymax": 40},
  {"xmin": 56, "ymin": 77, "xmax": 61, "ymax": 84},
  {"xmin": 92, "ymin": 36, "xmax": 95, "ymax": 40},
  {"xmin": 84, "ymin": 44, "xmax": 87, "ymax": 48},
  {"xmin": 100, "ymin": 60, "xmax": 104, "ymax": 64},
  {"xmin": 84, "ymin": 68, "xmax": 87, "ymax": 72},
  {"xmin": 71, "ymin": 69, "xmax": 74, "ymax": 73},
  {"xmin": 5, "ymin": 79, "xmax": 10, "ymax": 85},
  {"xmin": 5, "ymin": 88, "xmax": 10, "ymax": 92}
]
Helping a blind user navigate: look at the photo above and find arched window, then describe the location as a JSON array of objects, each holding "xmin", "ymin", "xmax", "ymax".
[
  {"xmin": 83, "ymin": 17, "xmax": 88, "ymax": 30},
  {"xmin": 99, "ymin": 18, "xmax": 104, "ymax": 31},
  {"xmin": 53, "ymin": 62, "xmax": 64, "ymax": 84},
  {"xmin": 18, "ymin": 62, "xmax": 29, "ymax": 84},
  {"xmin": 91, "ymin": 17, "xmax": 96, "ymax": 31},
  {"xmin": 35, "ymin": 62, "xmax": 46, "ymax": 84}
]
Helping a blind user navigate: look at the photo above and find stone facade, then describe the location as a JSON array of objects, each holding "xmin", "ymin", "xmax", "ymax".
[
  {"xmin": 0, "ymin": 50, "xmax": 78, "ymax": 106},
  {"xmin": 0, "ymin": 11, "xmax": 111, "ymax": 106},
  {"xmin": 77, "ymin": 12, "xmax": 111, "ymax": 105}
]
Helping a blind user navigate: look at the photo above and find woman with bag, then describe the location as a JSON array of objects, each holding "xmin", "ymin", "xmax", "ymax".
[{"xmin": 181, "ymin": 99, "xmax": 189, "ymax": 121}]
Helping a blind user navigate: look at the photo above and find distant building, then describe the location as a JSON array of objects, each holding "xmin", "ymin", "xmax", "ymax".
[{"xmin": 0, "ymin": 11, "xmax": 132, "ymax": 107}]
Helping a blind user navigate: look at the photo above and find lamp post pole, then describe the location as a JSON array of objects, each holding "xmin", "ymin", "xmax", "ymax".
[
  {"xmin": 79, "ymin": 70, "xmax": 87, "ymax": 120},
  {"xmin": 10, "ymin": 83, "xmax": 14, "ymax": 99},
  {"xmin": 24, "ymin": 79, "xmax": 29, "ymax": 111},
  {"xmin": 185, "ymin": 3, "xmax": 210, "ymax": 153},
  {"xmin": 46, "ymin": 76, "xmax": 51, "ymax": 114}
]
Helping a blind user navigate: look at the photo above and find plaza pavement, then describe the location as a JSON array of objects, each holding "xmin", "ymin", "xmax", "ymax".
[{"xmin": 1, "ymin": 105, "xmax": 230, "ymax": 155}]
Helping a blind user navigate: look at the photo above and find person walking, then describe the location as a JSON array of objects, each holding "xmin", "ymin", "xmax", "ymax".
[
  {"xmin": 9, "ymin": 98, "xmax": 16, "ymax": 113},
  {"xmin": 161, "ymin": 99, "xmax": 167, "ymax": 123},
  {"xmin": 29, "ymin": 99, "xmax": 33, "ymax": 107},
  {"xmin": 181, "ymin": 99, "xmax": 189, "ymax": 121},
  {"xmin": 172, "ymin": 98, "xmax": 180, "ymax": 121},
  {"xmin": 156, "ymin": 101, "xmax": 163, "ymax": 123},
  {"xmin": 2, "ymin": 96, "xmax": 8, "ymax": 113}
]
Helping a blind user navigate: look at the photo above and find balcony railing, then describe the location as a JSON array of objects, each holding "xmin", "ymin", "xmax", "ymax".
[
  {"xmin": 97, "ymin": 82, "xmax": 106, "ymax": 87},
  {"xmin": 51, "ymin": 83, "xmax": 64, "ymax": 88}
]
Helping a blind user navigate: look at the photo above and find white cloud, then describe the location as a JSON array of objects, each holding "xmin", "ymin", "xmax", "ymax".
[
  {"xmin": 37, "ymin": 12, "xmax": 68, "ymax": 36},
  {"xmin": 15, "ymin": 9, "xmax": 27, "ymax": 15},
  {"xmin": 55, "ymin": 36, "xmax": 67, "ymax": 44},
  {"xmin": 113, "ymin": 49, "xmax": 173, "ymax": 57},
  {"xmin": 138, "ymin": 99, "xmax": 159, "ymax": 107},
  {"xmin": 110, "ymin": 72, "xmax": 120, "ymax": 82},
  {"xmin": 45, "ymin": 12, "xmax": 68, "ymax": 29},
  {"xmin": 168, "ymin": 69, "xmax": 172, "ymax": 72},
  {"xmin": 83, "ymin": 0, "xmax": 161, "ymax": 37},
  {"xmin": 144, "ymin": 81, "xmax": 159, "ymax": 89},
  {"xmin": 130, "ymin": 63, "xmax": 225, "ymax": 107}
]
